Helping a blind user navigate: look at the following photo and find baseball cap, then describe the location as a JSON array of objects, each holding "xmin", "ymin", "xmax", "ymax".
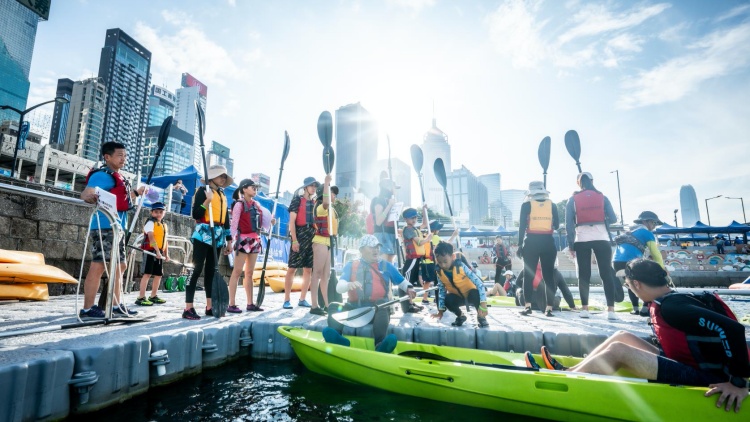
[
  {"xmin": 402, "ymin": 208, "xmax": 418, "ymax": 219},
  {"xmin": 150, "ymin": 202, "xmax": 166, "ymax": 210},
  {"xmin": 615, "ymin": 259, "xmax": 669, "ymax": 286},
  {"xmin": 359, "ymin": 234, "xmax": 381, "ymax": 249}
]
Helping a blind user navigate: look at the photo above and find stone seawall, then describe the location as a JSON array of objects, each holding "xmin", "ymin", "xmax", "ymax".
[{"xmin": 0, "ymin": 179, "xmax": 232, "ymax": 295}]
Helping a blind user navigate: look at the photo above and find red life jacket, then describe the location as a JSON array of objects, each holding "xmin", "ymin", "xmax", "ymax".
[
  {"xmin": 85, "ymin": 166, "xmax": 133, "ymax": 211},
  {"xmin": 651, "ymin": 292, "xmax": 750, "ymax": 372},
  {"xmin": 238, "ymin": 199, "xmax": 262, "ymax": 236},
  {"xmin": 403, "ymin": 226, "xmax": 427, "ymax": 259},
  {"xmin": 347, "ymin": 260, "xmax": 388, "ymax": 303},
  {"xmin": 573, "ymin": 190, "xmax": 605, "ymax": 225},
  {"xmin": 294, "ymin": 196, "xmax": 313, "ymax": 227}
]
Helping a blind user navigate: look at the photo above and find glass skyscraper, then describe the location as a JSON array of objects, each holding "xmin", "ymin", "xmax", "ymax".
[
  {"xmin": 421, "ymin": 118, "xmax": 451, "ymax": 214},
  {"xmin": 148, "ymin": 85, "xmax": 175, "ymax": 127},
  {"xmin": 0, "ymin": 0, "xmax": 42, "ymax": 124},
  {"xmin": 62, "ymin": 77, "xmax": 107, "ymax": 161},
  {"xmin": 142, "ymin": 124, "xmax": 193, "ymax": 177},
  {"xmin": 48, "ymin": 78, "xmax": 74, "ymax": 148},
  {"xmin": 98, "ymin": 28, "xmax": 151, "ymax": 173},
  {"xmin": 174, "ymin": 73, "xmax": 208, "ymax": 175},
  {"xmin": 335, "ymin": 102, "xmax": 378, "ymax": 200}
]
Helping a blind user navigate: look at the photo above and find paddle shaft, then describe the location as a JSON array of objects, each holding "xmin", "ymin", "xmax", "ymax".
[
  {"xmin": 125, "ymin": 245, "xmax": 192, "ymax": 268},
  {"xmin": 387, "ymin": 136, "xmax": 403, "ymax": 267}
]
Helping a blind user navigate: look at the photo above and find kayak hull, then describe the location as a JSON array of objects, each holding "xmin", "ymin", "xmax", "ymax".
[
  {"xmin": 0, "ymin": 263, "xmax": 77, "ymax": 284},
  {"xmin": 278, "ymin": 326, "xmax": 746, "ymax": 421},
  {"xmin": 487, "ymin": 296, "xmax": 633, "ymax": 312}
]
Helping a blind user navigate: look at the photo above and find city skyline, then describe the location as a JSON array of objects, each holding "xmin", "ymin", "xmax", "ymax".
[{"xmin": 12, "ymin": 0, "xmax": 750, "ymax": 225}]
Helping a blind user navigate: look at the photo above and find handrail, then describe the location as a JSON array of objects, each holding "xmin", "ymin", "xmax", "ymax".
[{"xmin": 0, "ymin": 181, "xmax": 94, "ymax": 208}]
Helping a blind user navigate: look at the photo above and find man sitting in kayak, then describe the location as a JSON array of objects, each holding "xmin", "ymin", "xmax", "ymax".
[
  {"xmin": 323, "ymin": 234, "xmax": 416, "ymax": 353},
  {"xmin": 525, "ymin": 258, "xmax": 749, "ymax": 413},
  {"xmin": 430, "ymin": 241, "xmax": 489, "ymax": 328}
]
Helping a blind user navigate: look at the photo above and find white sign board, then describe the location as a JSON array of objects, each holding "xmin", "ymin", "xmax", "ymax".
[
  {"xmin": 94, "ymin": 187, "xmax": 118, "ymax": 224},
  {"xmin": 387, "ymin": 202, "xmax": 404, "ymax": 223}
]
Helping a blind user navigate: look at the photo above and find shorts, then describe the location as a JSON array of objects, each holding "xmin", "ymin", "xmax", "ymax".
[
  {"xmin": 288, "ymin": 226, "xmax": 315, "ymax": 269},
  {"xmin": 421, "ymin": 262, "xmax": 437, "ymax": 283},
  {"xmin": 235, "ymin": 236, "xmax": 262, "ymax": 254},
  {"xmin": 143, "ymin": 253, "xmax": 164, "ymax": 276},
  {"xmin": 402, "ymin": 258, "xmax": 422, "ymax": 286},
  {"xmin": 375, "ymin": 231, "xmax": 397, "ymax": 255},
  {"xmin": 656, "ymin": 355, "xmax": 725, "ymax": 386},
  {"xmin": 90, "ymin": 229, "xmax": 126, "ymax": 263}
]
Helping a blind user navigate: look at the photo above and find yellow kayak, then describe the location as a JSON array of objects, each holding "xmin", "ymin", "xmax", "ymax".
[
  {"xmin": 0, "ymin": 283, "xmax": 49, "ymax": 300},
  {"xmin": 0, "ymin": 263, "xmax": 77, "ymax": 284},
  {"xmin": 0, "ymin": 249, "xmax": 45, "ymax": 265}
]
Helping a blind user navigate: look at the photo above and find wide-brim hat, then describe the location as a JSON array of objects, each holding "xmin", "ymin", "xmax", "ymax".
[
  {"xmin": 633, "ymin": 211, "xmax": 664, "ymax": 225},
  {"xmin": 503, "ymin": 270, "xmax": 514, "ymax": 277},
  {"xmin": 359, "ymin": 234, "xmax": 381, "ymax": 249},
  {"xmin": 526, "ymin": 181, "xmax": 549, "ymax": 196},
  {"xmin": 303, "ymin": 176, "xmax": 320, "ymax": 188},
  {"xmin": 429, "ymin": 220, "xmax": 444, "ymax": 231},
  {"xmin": 577, "ymin": 172, "xmax": 594, "ymax": 184},
  {"xmin": 200, "ymin": 165, "xmax": 233, "ymax": 187}
]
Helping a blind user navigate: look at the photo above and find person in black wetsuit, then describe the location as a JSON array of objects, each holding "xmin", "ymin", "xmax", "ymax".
[{"xmin": 526, "ymin": 258, "xmax": 749, "ymax": 413}]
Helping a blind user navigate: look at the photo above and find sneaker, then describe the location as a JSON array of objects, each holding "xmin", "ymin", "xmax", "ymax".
[
  {"xmin": 283, "ymin": 301, "xmax": 293, "ymax": 309},
  {"xmin": 149, "ymin": 296, "xmax": 166, "ymax": 304},
  {"xmin": 227, "ymin": 305, "xmax": 242, "ymax": 314},
  {"xmin": 630, "ymin": 310, "xmax": 640, "ymax": 315},
  {"xmin": 639, "ymin": 305, "xmax": 650, "ymax": 317},
  {"xmin": 541, "ymin": 346, "xmax": 566, "ymax": 370},
  {"xmin": 607, "ymin": 311, "xmax": 618, "ymax": 321},
  {"xmin": 451, "ymin": 314, "xmax": 467, "ymax": 326},
  {"xmin": 519, "ymin": 307, "xmax": 532, "ymax": 316},
  {"xmin": 421, "ymin": 299, "xmax": 430, "ymax": 305},
  {"xmin": 322, "ymin": 327, "xmax": 350, "ymax": 347},
  {"xmin": 298, "ymin": 299, "xmax": 312, "ymax": 308},
  {"xmin": 205, "ymin": 308, "xmax": 213, "ymax": 316},
  {"xmin": 545, "ymin": 309, "xmax": 554, "ymax": 317},
  {"xmin": 404, "ymin": 304, "xmax": 421, "ymax": 313},
  {"xmin": 310, "ymin": 307, "xmax": 327, "ymax": 316},
  {"xmin": 579, "ymin": 310, "xmax": 590, "ymax": 319},
  {"xmin": 79, "ymin": 305, "xmax": 105, "ymax": 319},
  {"xmin": 477, "ymin": 316, "xmax": 490, "ymax": 328},
  {"xmin": 135, "ymin": 297, "xmax": 153, "ymax": 306},
  {"xmin": 182, "ymin": 307, "xmax": 201, "ymax": 320},
  {"xmin": 524, "ymin": 351, "xmax": 541, "ymax": 369},
  {"xmin": 113, "ymin": 306, "xmax": 138, "ymax": 316},
  {"xmin": 246, "ymin": 304, "xmax": 264, "ymax": 312},
  {"xmin": 375, "ymin": 334, "xmax": 398, "ymax": 354}
]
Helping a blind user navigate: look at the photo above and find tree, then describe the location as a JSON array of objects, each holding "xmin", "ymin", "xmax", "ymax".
[
  {"xmin": 482, "ymin": 216, "xmax": 498, "ymax": 225},
  {"xmin": 556, "ymin": 199, "xmax": 567, "ymax": 224},
  {"xmin": 333, "ymin": 198, "xmax": 365, "ymax": 239}
]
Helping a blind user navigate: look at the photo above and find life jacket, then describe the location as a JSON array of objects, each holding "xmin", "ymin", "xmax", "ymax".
[
  {"xmin": 403, "ymin": 226, "xmax": 427, "ymax": 259},
  {"xmin": 423, "ymin": 234, "xmax": 433, "ymax": 261},
  {"xmin": 573, "ymin": 190, "xmax": 605, "ymax": 225},
  {"xmin": 85, "ymin": 166, "xmax": 133, "ymax": 211},
  {"xmin": 141, "ymin": 217, "xmax": 167, "ymax": 251},
  {"xmin": 437, "ymin": 260, "xmax": 477, "ymax": 297},
  {"xmin": 314, "ymin": 203, "xmax": 338, "ymax": 237},
  {"xmin": 494, "ymin": 243, "xmax": 508, "ymax": 261},
  {"xmin": 238, "ymin": 199, "xmax": 262, "ymax": 236},
  {"xmin": 198, "ymin": 187, "xmax": 227, "ymax": 225},
  {"xmin": 650, "ymin": 292, "xmax": 750, "ymax": 372},
  {"xmin": 526, "ymin": 200, "xmax": 553, "ymax": 234},
  {"xmin": 294, "ymin": 196, "xmax": 314, "ymax": 227},
  {"xmin": 347, "ymin": 260, "xmax": 388, "ymax": 303}
]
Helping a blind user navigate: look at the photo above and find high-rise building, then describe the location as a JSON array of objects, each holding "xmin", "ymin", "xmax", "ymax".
[
  {"xmin": 0, "ymin": 0, "xmax": 46, "ymax": 124},
  {"xmin": 447, "ymin": 165, "xmax": 488, "ymax": 225},
  {"xmin": 679, "ymin": 185, "xmax": 701, "ymax": 226},
  {"xmin": 208, "ymin": 140, "xmax": 233, "ymax": 177},
  {"xmin": 97, "ymin": 28, "xmax": 151, "ymax": 173},
  {"xmin": 421, "ymin": 118, "xmax": 451, "ymax": 214},
  {"xmin": 479, "ymin": 173, "xmax": 502, "ymax": 220},
  {"xmin": 61, "ymin": 77, "xmax": 107, "ymax": 161},
  {"xmin": 335, "ymin": 102, "xmax": 378, "ymax": 201},
  {"xmin": 48, "ymin": 78, "xmax": 74, "ymax": 149},
  {"xmin": 375, "ymin": 157, "xmax": 411, "ymax": 207},
  {"xmin": 147, "ymin": 85, "xmax": 175, "ymax": 127},
  {"xmin": 174, "ymin": 73, "xmax": 208, "ymax": 175},
  {"xmin": 141, "ymin": 124, "xmax": 193, "ymax": 177},
  {"xmin": 251, "ymin": 173, "xmax": 271, "ymax": 196},
  {"xmin": 500, "ymin": 189, "xmax": 526, "ymax": 227}
]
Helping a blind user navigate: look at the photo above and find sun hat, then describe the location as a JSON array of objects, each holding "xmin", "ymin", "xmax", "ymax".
[
  {"xmin": 577, "ymin": 172, "xmax": 594, "ymax": 184},
  {"xmin": 526, "ymin": 181, "xmax": 549, "ymax": 196},
  {"xmin": 200, "ymin": 165, "xmax": 233, "ymax": 187},
  {"xmin": 503, "ymin": 270, "xmax": 514, "ymax": 277},
  {"xmin": 633, "ymin": 211, "xmax": 664, "ymax": 225},
  {"xmin": 359, "ymin": 234, "xmax": 381, "ymax": 249},
  {"xmin": 303, "ymin": 177, "xmax": 320, "ymax": 187}
]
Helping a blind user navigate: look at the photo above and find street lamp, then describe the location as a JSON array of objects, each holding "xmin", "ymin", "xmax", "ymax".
[
  {"xmin": 610, "ymin": 170, "xmax": 624, "ymax": 225},
  {"xmin": 704, "ymin": 195, "xmax": 722, "ymax": 225},
  {"xmin": 673, "ymin": 209, "xmax": 678, "ymax": 226},
  {"xmin": 725, "ymin": 197, "xmax": 746, "ymax": 223},
  {"xmin": 0, "ymin": 96, "xmax": 69, "ymax": 178}
]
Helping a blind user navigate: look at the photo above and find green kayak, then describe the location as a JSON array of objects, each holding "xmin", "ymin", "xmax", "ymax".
[
  {"xmin": 486, "ymin": 296, "xmax": 633, "ymax": 312},
  {"xmin": 278, "ymin": 326, "xmax": 747, "ymax": 421}
]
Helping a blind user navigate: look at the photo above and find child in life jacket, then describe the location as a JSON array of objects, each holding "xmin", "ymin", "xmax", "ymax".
[
  {"xmin": 135, "ymin": 202, "xmax": 169, "ymax": 306},
  {"xmin": 431, "ymin": 241, "xmax": 489, "ymax": 328}
]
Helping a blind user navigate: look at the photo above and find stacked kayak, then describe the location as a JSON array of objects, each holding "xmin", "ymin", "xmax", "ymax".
[
  {"xmin": 278, "ymin": 326, "xmax": 747, "ymax": 421},
  {"xmin": 0, "ymin": 249, "xmax": 77, "ymax": 300},
  {"xmin": 251, "ymin": 261, "xmax": 291, "ymax": 291},
  {"xmin": 486, "ymin": 296, "xmax": 633, "ymax": 312}
]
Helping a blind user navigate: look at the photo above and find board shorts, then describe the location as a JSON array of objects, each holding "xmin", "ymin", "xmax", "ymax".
[
  {"xmin": 421, "ymin": 262, "xmax": 437, "ymax": 283},
  {"xmin": 143, "ymin": 253, "xmax": 164, "ymax": 276},
  {"xmin": 288, "ymin": 225, "xmax": 315, "ymax": 269},
  {"xmin": 90, "ymin": 229, "xmax": 126, "ymax": 263},
  {"xmin": 656, "ymin": 355, "xmax": 725, "ymax": 387}
]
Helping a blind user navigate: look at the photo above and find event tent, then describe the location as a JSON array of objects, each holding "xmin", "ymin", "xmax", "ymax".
[{"xmin": 654, "ymin": 221, "xmax": 750, "ymax": 236}]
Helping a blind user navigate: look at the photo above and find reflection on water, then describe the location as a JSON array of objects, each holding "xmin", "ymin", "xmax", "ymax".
[{"xmin": 92, "ymin": 356, "xmax": 541, "ymax": 421}]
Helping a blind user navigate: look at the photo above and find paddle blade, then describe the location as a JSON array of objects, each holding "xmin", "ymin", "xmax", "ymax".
[
  {"xmin": 317, "ymin": 111, "xmax": 333, "ymax": 147},
  {"xmin": 538, "ymin": 136, "xmax": 551, "ymax": 172},
  {"xmin": 434, "ymin": 158, "xmax": 448, "ymax": 189},
  {"xmin": 332, "ymin": 306, "xmax": 376, "ymax": 328},
  {"xmin": 281, "ymin": 131, "xmax": 291, "ymax": 166},
  {"xmin": 157, "ymin": 116, "xmax": 173, "ymax": 153},
  {"xmin": 195, "ymin": 101, "xmax": 206, "ymax": 147},
  {"xmin": 212, "ymin": 271, "xmax": 228, "ymax": 318},
  {"xmin": 410, "ymin": 144, "xmax": 424, "ymax": 173},
  {"xmin": 323, "ymin": 146, "xmax": 335, "ymax": 174},
  {"xmin": 564, "ymin": 130, "xmax": 581, "ymax": 162},
  {"xmin": 257, "ymin": 271, "xmax": 266, "ymax": 307}
]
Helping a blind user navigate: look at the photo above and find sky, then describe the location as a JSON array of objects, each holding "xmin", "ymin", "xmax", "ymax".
[{"xmin": 23, "ymin": 0, "xmax": 750, "ymax": 226}]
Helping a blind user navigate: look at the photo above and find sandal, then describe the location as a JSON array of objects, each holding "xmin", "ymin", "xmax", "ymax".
[
  {"xmin": 524, "ymin": 352, "xmax": 540, "ymax": 369},
  {"xmin": 541, "ymin": 346, "xmax": 566, "ymax": 370}
]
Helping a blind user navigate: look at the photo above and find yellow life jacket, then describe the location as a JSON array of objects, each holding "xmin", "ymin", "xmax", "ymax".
[
  {"xmin": 142, "ymin": 218, "xmax": 167, "ymax": 251},
  {"xmin": 437, "ymin": 260, "xmax": 477, "ymax": 296},
  {"xmin": 200, "ymin": 188, "xmax": 227, "ymax": 225},
  {"xmin": 404, "ymin": 226, "xmax": 426, "ymax": 259},
  {"xmin": 527, "ymin": 200, "xmax": 553, "ymax": 234}
]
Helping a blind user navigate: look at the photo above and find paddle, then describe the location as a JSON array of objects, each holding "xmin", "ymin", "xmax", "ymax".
[
  {"xmin": 125, "ymin": 244, "xmax": 193, "ymax": 268},
  {"xmin": 257, "ymin": 131, "xmax": 291, "ymax": 307},
  {"xmin": 317, "ymin": 111, "xmax": 333, "ymax": 147},
  {"xmin": 0, "ymin": 315, "xmax": 156, "ymax": 339},
  {"xmin": 564, "ymin": 130, "xmax": 582, "ymax": 173},
  {"xmin": 99, "ymin": 116, "xmax": 172, "ymax": 311},
  {"xmin": 387, "ymin": 135, "xmax": 404, "ymax": 267},
  {"xmin": 332, "ymin": 286, "xmax": 438, "ymax": 328},
  {"xmin": 410, "ymin": 144, "xmax": 429, "ymax": 222},
  {"xmin": 195, "ymin": 101, "xmax": 228, "ymax": 318},
  {"xmin": 537, "ymin": 136, "xmax": 551, "ymax": 188},
  {"xmin": 433, "ymin": 158, "xmax": 459, "ymax": 247}
]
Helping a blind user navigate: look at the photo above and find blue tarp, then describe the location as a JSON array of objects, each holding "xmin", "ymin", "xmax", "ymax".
[
  {"xmin": 655, "ymin": 220, "xmax": 750, "ymax": 235},
  {"xmin": 460, "ymin": 225, "xmax": 518, "ymax": 237}
]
